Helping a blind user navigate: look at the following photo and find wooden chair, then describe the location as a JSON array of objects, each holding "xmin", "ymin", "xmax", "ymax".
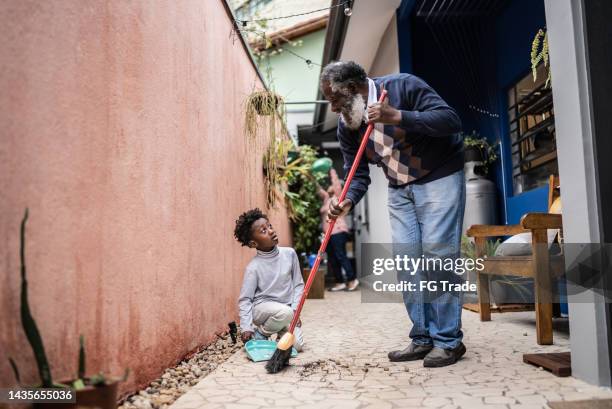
[{"xmin": 466, "ymin": 175, "xmax": 563, "ymax": 345}]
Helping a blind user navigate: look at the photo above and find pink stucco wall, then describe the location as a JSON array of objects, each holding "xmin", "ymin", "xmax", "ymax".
[{"xmin": 0, "ymin": 1, "xmax": 292, "ymax": 393}]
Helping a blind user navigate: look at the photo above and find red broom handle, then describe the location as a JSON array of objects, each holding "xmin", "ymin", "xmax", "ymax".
[{"xmin": 289, "ymin": 90, "xmax": 387, "ymax": 333}]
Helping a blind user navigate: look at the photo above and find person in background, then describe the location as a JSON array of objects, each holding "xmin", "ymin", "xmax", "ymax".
[{"xmin": 318, "ymin": 168, "xmax": 359, "ymax": 291}]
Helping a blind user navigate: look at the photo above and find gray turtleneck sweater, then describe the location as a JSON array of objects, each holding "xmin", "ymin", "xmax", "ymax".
[{"xmin": 238, "ymin": 246, "xmax": 305, "ymax": 332}]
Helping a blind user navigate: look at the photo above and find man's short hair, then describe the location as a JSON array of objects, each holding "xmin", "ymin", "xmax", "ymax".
[{"xmin": 320, "ymin": 61, "xmax": 367, "ymax": 93}]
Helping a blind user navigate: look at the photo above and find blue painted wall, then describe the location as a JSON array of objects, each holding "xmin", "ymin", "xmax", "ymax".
[
  {"xmin": 495, "ymin": 0, "xmax": 548, "ymax": 224},
  {"xmin": 396, "ymin": 0, "xmax": 416, "ymax": 74},
  {"xmin": 397, "ymin": 0, "xmax": 549, "ymax": 224},
  {"xmin": 506, "ymin": 186, "xmax": 549, "ymax": 224}
]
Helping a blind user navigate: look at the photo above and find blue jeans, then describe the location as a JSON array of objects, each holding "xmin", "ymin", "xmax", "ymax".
[
  {"xmin": 388, "ymin": 170, "xmax": 465, "ymax": 350},
  {"xmin": 328, "ymin": 232, "xmax": 356, "ymax": 283}
]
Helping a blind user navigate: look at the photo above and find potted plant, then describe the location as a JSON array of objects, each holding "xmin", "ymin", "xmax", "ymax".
[
  {"xmin": 243, "ymin": 88, "xmax": 285, "ymax": 142},
  {"xmin": 9, "ymin": 209, "xmax": 127, "ymax": 409},
  {"xmin": 463, "ymin": 131, "xmax": 499, "ymax": 175},
  {"xmin": 246, "ymin": 90, "xmax": 282, "ymax": 116},
  {"xmin": 242, "ymin": 84, "xmax": 290, "ymax": 211}
]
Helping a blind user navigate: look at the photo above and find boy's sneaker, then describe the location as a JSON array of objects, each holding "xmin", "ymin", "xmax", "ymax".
[
  {"xmin": 329, "ymin": 283, "xmax": 347, "ymax": 291},
  {"xmin": 347, "ymin": 279, "xmax": 359, "ymax": 291}
]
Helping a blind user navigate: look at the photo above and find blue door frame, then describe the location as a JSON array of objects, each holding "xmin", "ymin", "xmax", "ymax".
[{"xmin": 396, "ymin": 0, "xmax": 550, "ymax": 224}]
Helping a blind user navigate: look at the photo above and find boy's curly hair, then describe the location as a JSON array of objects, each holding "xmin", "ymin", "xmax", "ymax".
[{"xmin": 234, "ymin": 208, "xmax": 267, "ymax": 247}]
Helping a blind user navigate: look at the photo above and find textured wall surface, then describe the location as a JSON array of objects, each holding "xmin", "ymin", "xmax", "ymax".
[{"xmin": 0, "ymin": 0, "xmax": 291, "ymax": 393}]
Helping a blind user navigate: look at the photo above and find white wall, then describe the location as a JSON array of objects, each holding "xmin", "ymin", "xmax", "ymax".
[{"xmin": 286, "ymin": 109, "xmax": 314, "ymax": 144}]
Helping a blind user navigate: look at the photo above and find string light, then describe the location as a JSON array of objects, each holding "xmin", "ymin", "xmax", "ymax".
[
  {"xmin": 344, "ymin": 1, "xmax": 353, "ymax": 16},
  {"xmin": 469, "ymin": 105, "xmax": 500, "ymax": 118},
  {"xmin": 277, "ymin": 46, "xmax": 321, "ymax": 67},
  {"xmin": 232, "ymin": 2, "xmax": 352, "ymax": 70},
  {"xmin": 232, "ymin": 1, "xmax": 354, "ymax": 68},
  {"xmin": 234, "ymin": 26, "xmax": 322, "ymax": 68},
  {"xmin": 236, "ymin": 1, "xmax": 350, "ymax": 26}
]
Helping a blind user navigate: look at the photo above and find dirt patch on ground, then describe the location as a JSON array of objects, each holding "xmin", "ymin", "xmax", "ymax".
[
  {"xmin": 296, "ymin": 357, "xmax": 433, "ymax": 384},
  {"xmin": 296, "ymin": 358, "xmax": 383, "ymax": 380}
]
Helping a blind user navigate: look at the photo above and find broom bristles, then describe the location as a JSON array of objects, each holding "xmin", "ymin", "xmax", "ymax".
[{"xmin": 265, "ymin": 347, "xmax": 292, "ymax": 374}]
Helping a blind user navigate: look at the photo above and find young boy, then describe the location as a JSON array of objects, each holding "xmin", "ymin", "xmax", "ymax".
[{"xmin": 234, "ymin": 208, "xmax": 305, "ymax": 351}]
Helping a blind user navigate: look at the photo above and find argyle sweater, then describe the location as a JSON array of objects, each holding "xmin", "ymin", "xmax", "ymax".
[{"xmin": 337, "ymin": 73, "xmax": 464, "ymax": 206}]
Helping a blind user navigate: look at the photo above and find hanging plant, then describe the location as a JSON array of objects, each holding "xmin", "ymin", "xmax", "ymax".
[
  {"xmin": 262, "ymin": 133, "xmax": 290, "ymax": 209},
  {"xmin": 244, "ymin": 89, "xmax": 285, "ymax": 141},
  {"xmin": 247, "ymin": 90, "xmax": 282, "ymax": 116},
  {"xmin": 243, "ymin": 85, "xmax": 289, "ymax": 210},
  {"xmin": 238, "ymin": 15, "xmax": 317, "ymax": 217},
  {"xmin": 531, "ymin": 28, "xmax": 551, "ymax": 88}
]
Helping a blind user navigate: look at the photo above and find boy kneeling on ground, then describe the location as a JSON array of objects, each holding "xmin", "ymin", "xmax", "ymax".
[{"xmin": 234, "ymin": 208, "xmax": 305, "ymax": 351}]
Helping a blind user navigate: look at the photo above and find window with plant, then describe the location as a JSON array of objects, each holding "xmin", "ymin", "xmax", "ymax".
[{"xmin": 505, "ymin": 31, "xmax": 557, "ymax": 195}]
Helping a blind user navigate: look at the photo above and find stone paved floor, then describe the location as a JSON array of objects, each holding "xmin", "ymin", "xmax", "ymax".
[{"xmin": 169, "ymin": 291, "xmax": 612, "ymax": 409}]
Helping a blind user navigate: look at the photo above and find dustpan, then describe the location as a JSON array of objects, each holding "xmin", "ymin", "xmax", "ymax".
[{"xmin": 245, "ymin": 340, "xmax": 298, "ymax": 362}]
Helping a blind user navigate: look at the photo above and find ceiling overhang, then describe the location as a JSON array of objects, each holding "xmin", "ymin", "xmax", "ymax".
[{"xmin": 316, "ymin": 0, "xmax": 401, "ymax": 134}]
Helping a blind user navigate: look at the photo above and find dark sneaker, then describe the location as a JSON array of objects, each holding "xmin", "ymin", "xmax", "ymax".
[
  {"xmin": 423, "ymin": 343, "xmax": 466, "ymax": 367},
  {"xmin": 388, "ymin": 343, "xmax": 433, "ymax": 362}
]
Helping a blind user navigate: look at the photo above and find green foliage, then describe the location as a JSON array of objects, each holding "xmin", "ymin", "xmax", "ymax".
[
  {"xmin": 531, "ymin": 28, "xmax": 551, "ymax": 88},
  {"xmin": 282, "ymin": 145, "xmax": 324, "ymax": 255},
  {"xmin": 463, "ymin": 131, "xmax": 499, "ymax": 174},
  {"xmin": 89, "ymin": 373, "xmax": 107, "ymax": 387},
  {"xmin": 18, "ymin": 208, "xmax": 54, "ymax": 387},
  {"xmin": 461, "ymin": 235, "xmax": 501, "ymax": 259},
  {"xmin": 73, "ymin": 379, "xmax": 86, "ymax": 390}
]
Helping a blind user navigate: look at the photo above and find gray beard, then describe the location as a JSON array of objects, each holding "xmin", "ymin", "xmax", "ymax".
[{"xmin": 341, "ymin": 94, "xmax": 366, "ymax": 130}]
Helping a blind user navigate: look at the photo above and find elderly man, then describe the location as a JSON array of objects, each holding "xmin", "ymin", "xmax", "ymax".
[{"xmin": 321, "ymin": 61, "xmax": 466, "ymax": 367}]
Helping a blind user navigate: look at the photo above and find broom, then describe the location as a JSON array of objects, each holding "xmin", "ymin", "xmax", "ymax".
[{"xmin": 266, "ymin": 89, "xmax": 388, "ymax": 374}]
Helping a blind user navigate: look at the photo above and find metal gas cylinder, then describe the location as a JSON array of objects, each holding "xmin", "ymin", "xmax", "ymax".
[{"xmin": 462, "ymin": 161, "xmax": 497, "ymax": 234}]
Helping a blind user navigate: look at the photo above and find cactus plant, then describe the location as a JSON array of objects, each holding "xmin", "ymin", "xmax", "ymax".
[
  {"xmin": 18, "ymin": 208, "xmax": 54, "ymax": 387},
  {"xmin": 78, "ymin": 335, "xmax": 85, "ymax": 379},
  {"xmin": 72, "ymin": 335, "xmax": 129, "ymax": 390},
  {"xmin": 9, "ymin": 209, "xmax": 127, "ymax": 395}
]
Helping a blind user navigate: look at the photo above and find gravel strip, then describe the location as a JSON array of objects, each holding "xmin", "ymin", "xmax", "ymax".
[{"xmin": 119, "ymin": 332, "xmax": 243, "ymax": 409}]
